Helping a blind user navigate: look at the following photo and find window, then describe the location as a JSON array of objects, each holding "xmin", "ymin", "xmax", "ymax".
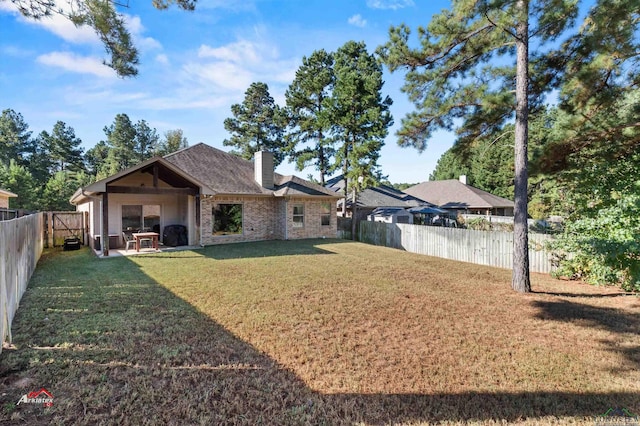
[
  {"xmin": 213, "ymin": 204, "xmax": 243, "ymax": 235},
  {"xmin": 321, "ymin": 202, "xmax": 331, "ymax": 226},
  {"xmin": 292, "ymin": 204, "xmax": 304, "ymax": 228},
  {"xmin": 122, "ymin": 205, "xmax": 160, "ymax": 232}
]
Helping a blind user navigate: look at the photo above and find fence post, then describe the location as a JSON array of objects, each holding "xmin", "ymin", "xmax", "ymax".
[{"xmin": 47, "ymin": 211, "xmax": 53, "ymax": 248}]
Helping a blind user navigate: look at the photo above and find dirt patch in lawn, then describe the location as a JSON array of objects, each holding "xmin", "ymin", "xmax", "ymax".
[{"xmin": 1, "ymin": 241, "xmax": 638, "ymax": 425}]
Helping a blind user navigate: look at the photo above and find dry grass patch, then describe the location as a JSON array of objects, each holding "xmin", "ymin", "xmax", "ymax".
[{"xmin": 1, "ymin": 240, "xmax": 638, "ymax": 425}]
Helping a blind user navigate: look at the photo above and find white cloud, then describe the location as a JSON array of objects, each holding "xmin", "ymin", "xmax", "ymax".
[
  {"xmin": 1, "ymin": 45, "xmax": 33, "ymax": 57},
  {"xmin": 185, "ymin": 38, "xmax": 298, "ymax": 93},
  {"xmin": 348, "ymin": 14, "xmax": 367, "ymax": 28},
  {"xmin": 197, "ymin": 40, "xmax": 261, "ymax": 64},
  {"xmin": 1, "ymin": 1, "xmax": 100, "ymax": 44},
  {"xmin": 155, "ymin": 54, "xmax": 169, "ymax": 65},
  {"xmin": 124, "ymin": 14, "xmax": 162, "ymax": 52},
  {"xmin": 2, "ymin": 3, "xmax": 161, "ymax": 52},
  {"xmin": 37, "ymin": 52, "xmax": 116, "ymax": 78},
  {"xmin": 182, "ymin": 61, "xmax": 254, "ymax": 93},
  {"xmin": 366, "ymin": 0, "xmax": 414, "ymax": 10}
]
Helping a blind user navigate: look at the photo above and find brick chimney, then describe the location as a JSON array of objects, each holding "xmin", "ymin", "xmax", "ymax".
[
  {"xmin": 459, "ymin": 175, "xmax": 467, "ymax": 185},
  {"xmin": 254, "ymin": 151, "xmax": 274, "ymax": 189}
]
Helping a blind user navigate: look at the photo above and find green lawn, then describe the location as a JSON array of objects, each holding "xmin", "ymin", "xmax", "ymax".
[{"xmin": 1, "ymin": 240, "xmax": 638, "ymax": 425}]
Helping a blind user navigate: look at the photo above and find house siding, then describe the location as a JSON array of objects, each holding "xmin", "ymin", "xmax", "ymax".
[
  {"xmin": 286, "ymin": 197, "xmax": 337, "ymax": 240},
  {"xmin": 0, "ymin": 196, "xmax": 9, "ymax": 209},
  {"xmin": 199, "ymin": 195, "xmax": 337, "ymax": 245},
  {"xmin": 201, "ymin": 195, "xmax": 279, "ymax": 245}
]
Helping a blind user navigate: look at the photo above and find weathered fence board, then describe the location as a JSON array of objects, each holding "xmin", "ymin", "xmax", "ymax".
[
  {"xmin": 1, "ymin": 213, "xmax": 44, "ymax": 354},
  {"xmin": 359, "ymin": 221, "xmax": 554, "ymax": 273},
  {"xmin": 337, "ymin": 217, "xmax": 353, "ymax": 240},
  {"xmin": 45, "ymin": 211, "xmax": 85, "ymax": 247}
]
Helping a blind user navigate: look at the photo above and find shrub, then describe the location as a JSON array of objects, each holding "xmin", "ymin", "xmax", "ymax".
[{"xmin": 550, "ymin": 194, "xmax": 640, "ymax": 291}]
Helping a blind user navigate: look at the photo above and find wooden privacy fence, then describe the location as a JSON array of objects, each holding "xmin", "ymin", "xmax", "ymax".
[
  {"xmin": 44, "ymin": 211, "xmax": 86, "ymax": 248},
  {"xmin": 359, "ymin": 221, "xmax": 555, "ymax": 273},
  {"xmin": 1, "ymin": 213, "xmax": 44, "ymax": 354},
  {"xmin": 337, "ymin": 217, "xmax": 353, "ymax": 240}
]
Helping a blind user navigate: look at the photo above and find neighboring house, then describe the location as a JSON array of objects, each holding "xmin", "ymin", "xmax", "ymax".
[
  {"xmin": 404, "ymin": 176, "xmax": 515, "ymax": 216},
  {"xmin": 70, "ymin": 143, "xmax": 341, "ymax": 256},
  {"xmin": 325, "ymin": 175, "xmax": 428, "ymax": 221},
  {"xmin": 0, "ymin": 189, "xmax": 17, "ymax": 209},
  {"xmin": 368, "ymin": 207, "xmax": 414, "ymax": 224}
]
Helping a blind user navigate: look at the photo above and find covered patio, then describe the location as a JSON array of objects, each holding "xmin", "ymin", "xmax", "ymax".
[
  {"xmin": 91, "ymin": 243, "xmax": 202, "ymax": 258},
  {"xmin": 71, "ymin": 157, "xmax": 210, "ymax": 256}
]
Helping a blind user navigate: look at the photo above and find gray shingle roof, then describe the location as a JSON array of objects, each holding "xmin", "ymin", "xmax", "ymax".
[
  {"xmin": 404, "ymin": 180, "xmax": 514, "ymax": 209},
  {"xmin": 164, "ymin": 143, "xmax": 339, "ymax": 197},
  {"xmin": 325, "ymin": 175, "xmax": 428, "ymax": 208},
  {"xmin": 164, "ymin": 143, "xmax": 270, "ymax": 195}
]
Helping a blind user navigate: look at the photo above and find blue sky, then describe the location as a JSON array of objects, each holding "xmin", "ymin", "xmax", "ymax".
[{"xmin": 0, "ymin": 0, "xmax": 457, "ymax": 184}]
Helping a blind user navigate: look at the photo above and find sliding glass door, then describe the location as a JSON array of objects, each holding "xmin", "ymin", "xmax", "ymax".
[{"xmin": 122, "ymin": 205, "xmax": 160, "ymax": 233}]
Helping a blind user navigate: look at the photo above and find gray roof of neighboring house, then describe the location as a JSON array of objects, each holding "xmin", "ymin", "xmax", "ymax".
[
  {"xmin": 71, "ymin": 143, "xmax": 339, "ymax": 204},
  {"xmin": 403, "ymin": 179, "xmax": 514, "ymax": 209},
  {"xmin": 370, "ymin": 207, "xmax": 413, "ymax": 217},
  {"xmin": 325, "ymin": 175, "xmax": 429, "ymax": 208}
]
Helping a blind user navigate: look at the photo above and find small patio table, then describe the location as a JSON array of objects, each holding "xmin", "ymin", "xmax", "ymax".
[{"xmin": 132, "ymin": 232, "xmax": 159, "ymax": 252}]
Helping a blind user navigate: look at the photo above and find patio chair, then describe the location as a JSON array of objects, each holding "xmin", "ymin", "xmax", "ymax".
[{"xmin": 122, "ymin": 232, "xmax": 136, "ymax": 251}]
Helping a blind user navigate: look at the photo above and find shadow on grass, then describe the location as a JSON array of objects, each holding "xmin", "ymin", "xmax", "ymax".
[
  {"xmin": 190, "ymin": 238, "xmax": 348, "ymax": 261},
  {"xmin": 533, "ymin": 299, "xmax": 640, "ymax": 375},
  {"xmin": 532, "ymin": 290, "xmax": 637, "ymax": 298},
  {"xmin": 1, "ymin": 247, "xmax": 638, "ymax": 424}
]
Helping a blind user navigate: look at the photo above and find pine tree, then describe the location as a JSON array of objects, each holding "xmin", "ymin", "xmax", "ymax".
[
  {"xmin": 102, "ymin": 113, "xmax": 137, "ymax": 175},
  {"xmin": 376, "ymin": 0, "xmax": 638, "ymax": 292},
  {"xmin": 157, "ymin": 129, "xmax": 188, "ymax": 156},
  {"xmin": 8, "ymin": 0, "xmax": 197, "ymax": 77},
  {"xmin": 285, "ymin": 49, "xmax": 336, "ymax": 185},
  {"xmin": 44, "ymin": 121, "xmax": 85, "ymax": 173},
  {"xmin": 223, "ymin": 82, "xmax": 287, "ymax": 166},
  {"xmin": 133, "ymin": 119, "xmax": 159, "ymax": 163},
  {"xmin": 0, "ymin": 109, "xmax": 33, "ymax": 168},
  {"xmin": 330, "ymin": 41, "xmax": 393, "ymax": 235}
]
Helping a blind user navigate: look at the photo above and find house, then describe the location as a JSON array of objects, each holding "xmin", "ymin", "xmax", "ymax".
[
  {"xmin": 0, "ymin": 189, "xmax": 17, "ymax": 209},
  {"xmin": 404, "ymin": 176, "xmax": 515, "ymax": 216},
  {"xmin": 70, "ymin": 143, "xmax": 341, "ymax": 256},
  {"xmin": 368, "ymin": 207, "xmax": 414, "ymax": 224},
  {"xmin": 325, "ymin": 175, "xmax": 428, "ymax": 221}
]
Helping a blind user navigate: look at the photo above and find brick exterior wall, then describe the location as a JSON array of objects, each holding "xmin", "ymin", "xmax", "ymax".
[
  {"xmin": 0, "ymin": 196, "xmax": 9, "ymax": 209},
  {"xmin": 200, "ymin": 195, "xmax": 337, "ymax": 245},
  {"xmin": 285, "ymin": 197, "xmax": 337, "ymax": 240}
]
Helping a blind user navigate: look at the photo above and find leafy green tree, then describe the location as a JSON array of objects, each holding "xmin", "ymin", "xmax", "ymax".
[
  {"xmin": 0, "ymin": 108, "xmax": 33, "ymax": 168},
  {"xmin": 0, "ymin": 159, "xmax": 39, "ymax": 209},
  {"xmin": 6, "ymin": 0, "xmax": 197, "ymax": 77},
  {"xmin": 377, "ymin": 0, "xmax": 639, "ymax": 292},
  {"xmin": 285, "ymin": 49, "xmax": 336, "ymax": 185},
  {"xmin": 157, "ymin": 129, "xmax": 188, "ymax": 156},
  {"xmin": 223, "ymin": 82, "xmax": 287, "ymax": 166},
  {"xmin": 547, "ymin": 91, "xmax": 640, "ymax": 290}
]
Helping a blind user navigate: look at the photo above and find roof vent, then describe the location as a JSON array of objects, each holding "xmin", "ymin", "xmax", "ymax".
[
  {"xmin": 254, "ymin": 151, "xmax": 274, "ymax": 189},
  {"xmin": 459, "ymin": 175, "xmax": 467, "ymax": 185}
]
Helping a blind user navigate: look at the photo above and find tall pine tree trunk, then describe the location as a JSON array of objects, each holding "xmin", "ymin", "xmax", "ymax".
[{"xmin": 512, "ymin": 0, "xmax": 531, "ymax": 293}]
